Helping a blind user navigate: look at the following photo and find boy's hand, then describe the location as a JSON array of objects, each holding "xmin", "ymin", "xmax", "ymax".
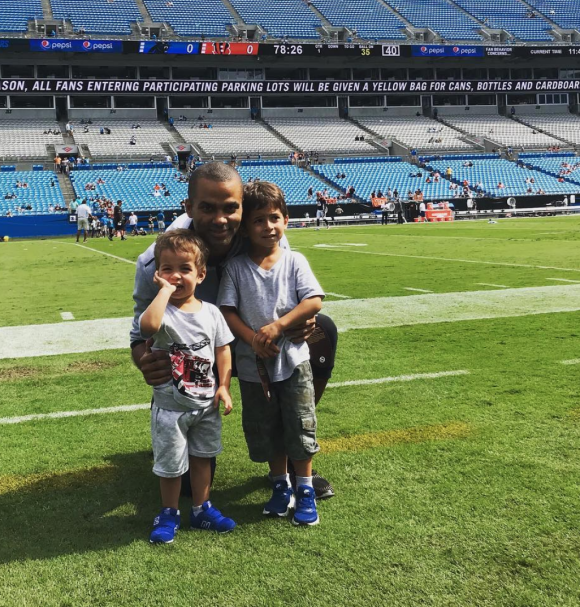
[
  {"xmin": 252, "ymin": 325, "xmax": 281, "ymax": 359},
  {"xmin": 153, "ymin": 271, "xmax": 176, "ymax": 293},
  {"xmin": 214, "ymin": 386, "xmax": 232, "ymax": 415}
]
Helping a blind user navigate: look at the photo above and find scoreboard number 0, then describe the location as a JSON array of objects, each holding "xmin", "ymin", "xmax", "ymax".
[{"xmin": 382, "ymin": 45, "xmax": 401, "ymax": 57}]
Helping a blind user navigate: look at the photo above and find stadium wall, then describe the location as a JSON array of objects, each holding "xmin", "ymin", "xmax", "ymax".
[{"xmin": 0, "ymin": 214, "xmax": 76, "ymax": 238}]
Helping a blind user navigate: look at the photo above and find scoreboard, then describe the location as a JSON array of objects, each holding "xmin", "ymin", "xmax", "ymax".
[{"xmin": 0, "ymin": 38, "xmax": 576, "ymax": 59}]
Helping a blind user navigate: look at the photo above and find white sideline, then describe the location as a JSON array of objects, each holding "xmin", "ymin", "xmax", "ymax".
[
  {"xmin": 0, "ymin": 370, "xmax": 469, "ymax": 425},
  {"xmin": 326, "ymin": 292, "xmax": 352, "ymax": 299},
  {"xmin": 62, "ymin": 242, "xmax": 137, "ymax": 265},
  {"xmin": 546, "ymin": 278, "xmax": 580, "ymax": 284},
  {"xmin": 327, "ymin": 370, "xmax": 469, "ymax": 388},
  {"xmin": 561, "ymin": 359, "xmax": 580, "ymax": 365},
  {"xmin": 476, "ymin": 283, "xmax": 510, "ymax": 289},
  {"xmin": 404, "ymin": 287, "xmax": 433, "ymax": 293},
  {"xmin": 60, "ymin": 312, "xmax": 75, "ymax": 321},
  {"xmin": 308, "ymin": 246, "xmax": 580, "ymax": 273},
  {"xmin": 2, "ymin": 284, "xmax": 580, "ymax": 359}
]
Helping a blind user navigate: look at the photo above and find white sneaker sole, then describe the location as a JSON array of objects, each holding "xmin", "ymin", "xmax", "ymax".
[
  {"xmin": 263, "ymin": 494, "xmax": 296, "ymax": 517},
  {"xmin": 292, "ymin": 515, "xmax": 320, "ymax": 526}
]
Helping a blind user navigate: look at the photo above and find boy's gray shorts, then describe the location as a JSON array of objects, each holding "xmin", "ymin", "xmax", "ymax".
[
  {"xmin": 238, "ymin": 361, "xmax": 319, "ymax": 463},
  {"xmin": 151, "ymin": 404, "xmax": 222, "ymax": 478}
]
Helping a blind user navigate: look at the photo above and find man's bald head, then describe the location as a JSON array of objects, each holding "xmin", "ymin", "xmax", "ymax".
[{"xmin": 188, "ymin": 162, "xmax": 242, "ymax": 202}]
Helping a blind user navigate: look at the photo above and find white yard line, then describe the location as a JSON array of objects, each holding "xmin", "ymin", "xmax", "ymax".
[
  {"xmin": 60, "ymin": 312, "xmax": 75, "ymax": 320},
  {"xmin": 0, "ymin": 370, "xmax": 468, "ymax": 425},
  {"xmin": 546, "ymin": 278, "xmax": 580, "ymax": 283},
  {"xmin": 328, "ymin": 370, "xmax": 469, "ymax": 388},
  {"xmin": 326, "ymin": 292, "xmax": 352, "ymax": 299},
  {"xmin": 0, "ymin": 404, "xmax": 150, "ymax": 425},
  {"xmin": 561, "ymin": 359, "xmax": 580, "ymax": 365},
  {"xmin": 59, "ymin": 242, "xmax": 137, "ymax": 265},
  {"xmin": 3, "ymin": 284, "xmax": 580, "ymax": 359},
  {"xmin": 475, "ymin": 283, "xmax": 510, "ymax": 288},
  {"xmin": 308, "ymin": 246, "xmax": 580, "ymax": 273},
  {"xmin": 404, "ymin": 287, "xmax": 433, "ymax": 293}
]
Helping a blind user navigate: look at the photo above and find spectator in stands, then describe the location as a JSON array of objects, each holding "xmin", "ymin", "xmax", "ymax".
[
  {"xmin": 377, "ymin": 189, "xmax": 383, "ymax": 198},
  {"xmin": 445, "ymin": 166, "xmax": 452, "ymax": 177},
  {"xmin": 497, "ymin": 182, "xmax": 505, "ymax": 189},
  {"xmin": 129, "ymin": 136, "xmax": 137, "ymax": 145},
  {"xmin": 54, "ymin": 155, "xmax": 61, "ymax": 173},
  {"xmin": 393, "ymin": 188, "xmax": 399, "ymax": 200},
  {"xmin": 510, "ymin": 106, "xmax": 516, "ymax": 116},
  {"xmin": 307, "ymin": 186, "xmax": 313, "ymax": 200}
]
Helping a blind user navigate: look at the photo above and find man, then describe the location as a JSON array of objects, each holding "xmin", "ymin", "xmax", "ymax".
[
  {"xmin": 75, "ymin": 199, "xmax": 91, "ymax": 243},
  {"xmin": 128, "ymin": 212, "xmax": 139, "ymax": 236},
  {"xmin": 131, "ymin": 162, "xmax": 337, "ymax": 499},
  {"xmin": 113, "ymin": 200, "xmax": 126, "ymax": 240}
]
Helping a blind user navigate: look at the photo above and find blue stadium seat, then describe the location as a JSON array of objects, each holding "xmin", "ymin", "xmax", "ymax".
[
  {"xmin": 0, "ymin": 171, "xmax": 65, "ymax": 216},
  {"xmin": 143, "ymin": 0, "xmax": 234, "ymax": 37},
  {"xmin": 0, "ymin": 0, "xmax": 43, "ymax": 32},
  {"xmin": 50, "ymin": 0, "xmax": 142, "ymax": 35}
]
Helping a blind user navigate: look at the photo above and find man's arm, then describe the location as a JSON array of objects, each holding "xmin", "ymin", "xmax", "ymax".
[{"xmin": 131, "ymin": 248, "xmax": 172, "ymax": 385}]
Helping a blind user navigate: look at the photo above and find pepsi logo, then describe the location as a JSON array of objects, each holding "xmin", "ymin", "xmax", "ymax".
[
  {"xmin": 420, "ymin": 46, "xmax": 427, "ymax": 53},
  {"xmin": 41, "ymin": 40, "xmax": 50, "ymax": 48},
  {"xmin": 453, "ymin": 46, "xmax": 460, "ymax": 54},
  {"xmin": 82, "ymin": 41, "xmax": 91, "ymax": 49}
]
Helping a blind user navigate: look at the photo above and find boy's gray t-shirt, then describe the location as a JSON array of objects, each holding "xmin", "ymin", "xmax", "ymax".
[
  {"xmin": 139, "ymin": 302, "xmax": 234, "ymax": 412},
  {"xmin": 217, "ymin": 249, "xmax": 324, "ymax": 383}
]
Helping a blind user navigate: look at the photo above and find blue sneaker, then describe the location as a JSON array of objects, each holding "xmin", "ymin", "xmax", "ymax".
[
  {"xmin": 292, "ymin": 485, "xmax": 319, "ymax": 526},
  {"xmin": 150, "ymin": 507, "xmax": 180, "ymax": 544},
  {"xmin": 263, "ymin": 480, "xmax": 296, "ymax": 517},
  {"xmin": 190, "ymin": 501, "xmax": 236, "ymax": 533}
]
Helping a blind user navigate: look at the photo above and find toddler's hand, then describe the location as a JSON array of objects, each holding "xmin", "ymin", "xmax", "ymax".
[
  {"xmin": 214, "ymin": 386, "xmax": 232, "ymax": 415},
  {"xmin": 153, "ymin": 271, "xmax": 176, "ymax": 292}
]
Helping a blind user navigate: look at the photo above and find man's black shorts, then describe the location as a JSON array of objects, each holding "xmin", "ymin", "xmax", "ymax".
[{"xmin": 307, "ymin": 313, "xmax": 338, "ymax": 381}]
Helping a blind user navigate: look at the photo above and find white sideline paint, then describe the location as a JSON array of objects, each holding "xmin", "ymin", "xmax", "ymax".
[
  {"xmin": 0, "ymin": 404, "xmax": 151, "ymax": 425},
  {"xmin": 404, "ymin": 287, "xmax": 433, "ymax": 293},
  {"xmin": 61, "ymin": 242, "xmax": 137, "ymax": 265},
  {"xmin": 326, "ymin": 292, "xmax": 352, "ymax": 299},
  {"xmin": 313, "ymin": 243, "xmax": 367, "ymax": 249},
  {"xmin": 476, "ymin": 283, "xmax": 510, "ymax": 289},
  {"xmin": 309, "ymin": 246, "xmax": 580, "ymax": 274},
  {"xmin": 0, "ymin": 371, "xmax": 468, "ymax": 425},
  {"xmin": 561, "ymin": 359, "xmax": 580, "ymax": 365},
  {"xmin": 2, "ymin": 284, "xmax": 580, "ymax": 359},
  {"xmin": 60, "ymin": 312, "xmax": 75, "ymax": 321},
  {"xmin": 546, "ymin": 278, "xmax": 580, "ymax": 284},
  {"xmin": 328, "ymin": 370, "xmax": 469, "ymax": 388}
]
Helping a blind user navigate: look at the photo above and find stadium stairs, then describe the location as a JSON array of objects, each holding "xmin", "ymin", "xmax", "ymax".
[
  {"xmin": 258, "ymin": 119, "xmax": 298, "ymax": 152},
  {"xmin": 435, "ymin": 117, "xmax": 485, "ymax": 151},
  {"xmin": 57, "ymin": 171, "xmax": 76, "ymax": 206},
  {"xmin": 346, "ymin": 117, "xmax": 399, "ymax": 155},
  {"xmin": 307, "ymin": 3, "xmax": 333, "ymax": 30},
  {"xmin": 513, "ymin": 115, "xmax": 576, "ymax": 148},
  {"xmin": 40, "ymin": 0, "xmax": 54, "ymax": 20},
  {"xmin": 220, "ymin": 0, "xmax": 249, "ymax": 27}
]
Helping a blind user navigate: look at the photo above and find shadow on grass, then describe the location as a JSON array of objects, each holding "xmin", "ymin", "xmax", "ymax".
[{"xmin": 0, "ymin": 451, "xmax": 268, "ymax": 564}]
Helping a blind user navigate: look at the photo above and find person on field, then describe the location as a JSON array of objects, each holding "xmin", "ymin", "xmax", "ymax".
[
  {"xmin": 140, "ymin": 230, "xmax": 236, "ymax": 543},
  {"xmin": 130, "ymin": 162, "xmax": 337, "ymax": 500},
  {"xmin": 75, "ymin": 199, "xmax": 91, "ymax": 243},
  {"xmin": 114, "ymin": 200, "xmax": 126, "ymax": 240},
  {"xmin": 218, "ymin": 181, "xmax": 324, "ymax": 526}
]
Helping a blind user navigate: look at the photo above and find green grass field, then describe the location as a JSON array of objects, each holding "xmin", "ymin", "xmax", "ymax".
[{"xmin": 2, "ymin": 217, "xmax": 580, "ymax": 606}]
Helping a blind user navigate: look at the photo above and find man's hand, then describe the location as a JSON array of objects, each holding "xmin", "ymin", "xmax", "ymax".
[
  {"xmin": 284, "ymin": 316, "xmax": 316, "ymax": 344},
  {"xmin": 132, "ymin": 339, "xmax": 171, "ymax": 386},
  {"xmin": 214, "ymin": 386, "xmax": 232, "ymax": 415}
]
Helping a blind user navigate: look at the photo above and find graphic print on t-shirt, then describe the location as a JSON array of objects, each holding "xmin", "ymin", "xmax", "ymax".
[{"xmin": 170, "ymin": 342, "xmax": 213, "ymax": 400}]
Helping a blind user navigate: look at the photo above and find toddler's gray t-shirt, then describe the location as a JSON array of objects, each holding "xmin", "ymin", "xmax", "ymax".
[
  {"xmin": 217, "ymin": 249, "xmax": 324, "ymax": 383},
  {"xmin": 139, "ymin": 301, "xmax": 234, "ymax": 411}
]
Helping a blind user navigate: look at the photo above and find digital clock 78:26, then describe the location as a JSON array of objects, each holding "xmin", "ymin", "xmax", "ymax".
[{"xmin": 273, "ymin": 45, "xmax": 303, "ymax": 55}]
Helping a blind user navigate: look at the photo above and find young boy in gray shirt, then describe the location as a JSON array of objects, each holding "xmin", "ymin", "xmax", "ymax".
[
  {"xmin": 218, "ymin": 182, "xmax": 325, "ymax": 526},
  {"xmin": 139, "ymin": 229, "xmax": 236, "ymax": 543}
]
